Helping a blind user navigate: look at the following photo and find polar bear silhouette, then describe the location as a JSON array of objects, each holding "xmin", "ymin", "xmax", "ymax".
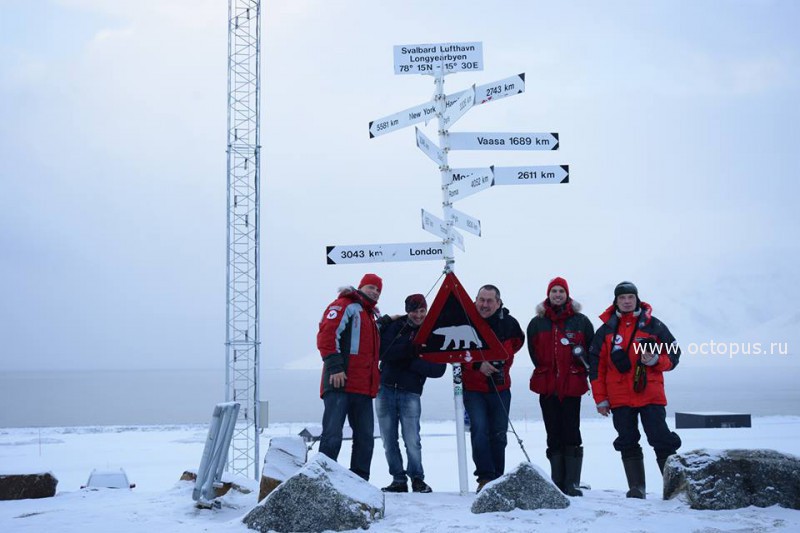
[{"xmin": 433, "ymin": 325, "xmax": 483, "ymax": 350}]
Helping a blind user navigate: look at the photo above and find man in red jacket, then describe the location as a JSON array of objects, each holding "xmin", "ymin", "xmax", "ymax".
[
  {"xmin": 316, "ymin": 273, "xmax": 383, "ymax": 481},
  {"xmin": 462, "ymin": 284, "xmax": 525, "ymax": 492},
  {"xmin": 589, "ymin": 281, "xmax": 682, "ymax": 499},
  {"xmin": 527, "ymin": 277, "xmax": 594, "ymax": 496}
]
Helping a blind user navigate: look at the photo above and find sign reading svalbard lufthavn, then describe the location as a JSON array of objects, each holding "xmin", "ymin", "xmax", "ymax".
[{"xmin": 393, "ymin": 42, "xmax": 483, "ymax": 75}]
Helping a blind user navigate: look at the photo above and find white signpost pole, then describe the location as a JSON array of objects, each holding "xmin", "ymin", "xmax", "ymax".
[{"xmin": 432, "ymin": 65, "xmax": 470, "ymax": 495}]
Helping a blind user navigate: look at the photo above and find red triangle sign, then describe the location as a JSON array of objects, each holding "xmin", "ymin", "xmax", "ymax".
[{"xmin": 414, "ymin": 272, "xmax": 507, "ymax": 364}]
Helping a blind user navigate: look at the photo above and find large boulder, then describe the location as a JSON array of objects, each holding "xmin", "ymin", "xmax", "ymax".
[
  {"xmin": 0, "ymin": 472, "xmax": 58, "ymax": 500},
  {"xmin": 471, "ymin": 462, "xmax": 569, "ymax": 514},
  {"xmin": 258, "ymin": 436, "xmax": 308, "ymax": 501},
  {"xmin": 243, "ymin": 453, "xmax": 384, "ymax": 532},
  {"xmin": 663, "ymin": 449, "xmax": 800, "ymax": 510}
]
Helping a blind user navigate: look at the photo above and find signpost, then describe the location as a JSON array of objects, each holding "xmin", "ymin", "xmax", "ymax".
[
  {"xmin": 326, "ymin": 242, "xmax": 445, "ymax": 265},
  {"xmin": 329, "ymin": 41, "xmax": 570, "ymax": 495},
  {"xmin": 492, "ymin": 164, "xmax": 570, "ymax": 185},
  {"xmin": 448, "ymin": 132, "xmax": 559, "ymax": 151}
]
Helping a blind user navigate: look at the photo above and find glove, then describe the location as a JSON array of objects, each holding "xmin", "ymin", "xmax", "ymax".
[
  {"xmin": 610, "ymin": 348, "xmax": 632, "ymax": 373},
  {"xmin": 640, "ymin": 352, "xmax": 659, "ymax": 366}
]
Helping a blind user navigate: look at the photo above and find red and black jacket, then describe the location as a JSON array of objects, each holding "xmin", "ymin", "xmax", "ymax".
[
  {"xmin": 316, "ymin": 287, "xmax": 381, "ymax": 398},
  {"xmin": 588, "ymin": 302, "xmax": 680, "ymax": 408},
  {"xmin": 527, "ymin": 299, "xmax": 595, "ymax": 399},
  {"xmin": 462, "ymin": 307, "xmax": 525, "ymax": 393}
]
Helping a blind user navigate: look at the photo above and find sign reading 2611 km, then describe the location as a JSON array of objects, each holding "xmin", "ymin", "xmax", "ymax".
[{"xmin": 394, "ymin": 42, "xmax": 483, "ymax": 75}]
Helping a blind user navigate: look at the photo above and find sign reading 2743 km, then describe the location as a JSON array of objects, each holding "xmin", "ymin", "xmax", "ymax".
[{"xmin": 394, "ymin": 42, "xmax": 483, "ymax": 75}]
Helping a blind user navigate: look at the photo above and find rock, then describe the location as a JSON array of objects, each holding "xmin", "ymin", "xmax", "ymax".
[
  {"xmin": 258, "ymin": 436, "xmax": 308, "ymax": 501},
  {"xmin": 471, "ymin": 462, "xmax": 569, "ymax": 514},
  {"xmin": 243, "ymin": 453, "xmax": 384, "ymax": 532},
  {"xmin": 663, "ymin": 448, "xmax": 800, "ymax": 510},
  {"xmin": 0, "ymin": 472, "xmax": 58, "ymax": 500}
]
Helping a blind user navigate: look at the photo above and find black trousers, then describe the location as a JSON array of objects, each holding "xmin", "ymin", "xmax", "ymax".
[
  {"xmin": 611, "ymin": 404, "xmax": 681, "ymax": 455},
  {"xmin": 539, "ymin": 394, "xmax": 582, "ymax": 450}
]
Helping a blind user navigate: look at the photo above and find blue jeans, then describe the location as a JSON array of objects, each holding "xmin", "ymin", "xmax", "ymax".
[
  {"xmin": 375, "ymin": 386, "xmax": 423, "ymax": 482},
  {"xmin": 463, "ymin": 389, "xmax": 511, "ymax": 481},
  {"xmin": 319, "ymin": 391, "xmax": 374, "ymax": 481}
]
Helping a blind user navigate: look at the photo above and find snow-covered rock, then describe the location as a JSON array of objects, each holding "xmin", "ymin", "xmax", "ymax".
[
  {"xmin": 663, "ymin": 448, "xmax": 800, "ymax": 510},
  {"xmin": 243, "ymin": 453, "xmax": 384, "ymax": 532},
  {"xmin": 258, "ymin": 435, "xmax": 307, "ymax": 501},
  {"xmin": 0, "ymin": 472, "xmax": 58, "ymax": 500},
  {"xmin": 471, "ymin": 462, "xmax": 569, "ymax": 514}
]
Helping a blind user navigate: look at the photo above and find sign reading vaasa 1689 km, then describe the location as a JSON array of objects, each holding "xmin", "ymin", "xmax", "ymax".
[
  {"xmin": 394, "ymin": 42, "xmax": 483, "ymax": 75},
  {"xmin": 327, "ymin": 242, "xmax": 445, "ymax": 265},
  {"xmin": 448, "ymin": 132, "xmax": 559, "ymax": 151}
]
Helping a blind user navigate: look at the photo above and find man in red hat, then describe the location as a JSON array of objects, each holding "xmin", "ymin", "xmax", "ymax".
[
  {"xmin": 527, "ymin": 277, "xmax": 595, "ymax": 496},
  {"xmin": 316, "ymin": 273, "xmax": 383, "ymax": 481}
]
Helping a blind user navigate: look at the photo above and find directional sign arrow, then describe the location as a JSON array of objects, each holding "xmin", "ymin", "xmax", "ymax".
[
  {"xmin": 421, "ymin": 208, "xmax": 449, "ymax": 240},
  {"xmin": 448, "ymin": 132, "xmax": 559, "ymax": 151},
  {"xmin": 415, "ymin": 127, "xmax": 445, "ymax": 166},
  {"xmin": 447, "ymin": 167, "xmax": 494, "ymax": 202},
  {"xmin": 474, "ymin": 73, "xmax": 525, "ymax": 105},
  {"xmin": 449, "ymin": 208, "xmax": 482, "ymax": 236},
  {"xmin": 369, "ymin": 101, "xmax": 438, "ymax": 139},
  {"xmin": 393, "ymin": 42, "xmax": 483, "ymax": 76},
  {"xmin": 492, "ymin": 165, "xmax": 570, "ymax": 185},
  {"xmin": 421, "ymin": 209, "xmax": 465, "ymax": 251},
  {"xmin": 369, "ymin": 73, "xmax": 525, "ymax": 139},
  {"xmin": 449, "ymin": 227, "xmax": 465, "ymax": 252},
  {"xmin": 326, "ymin": 242, "xmax": 445, "ymax": 265},
  {"xmin": 441, "ymin": 86, "xmax": 475, "ymax": 130}
]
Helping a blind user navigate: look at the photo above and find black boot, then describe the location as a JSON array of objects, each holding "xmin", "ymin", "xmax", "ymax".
[
  {"xmin": 546, "ymin": 448, "xmax": 565, "ymax": 492},
  {"xmin": 621, "ymin": 449, "xmax": 646, "ymax": 499},
  {"xmin": 655, "ymin": 450, "xmax": 676, "ymax": 474},
  {"xmin": 562, "ymin": 445, "xmax": 584, "ymax": 497}
]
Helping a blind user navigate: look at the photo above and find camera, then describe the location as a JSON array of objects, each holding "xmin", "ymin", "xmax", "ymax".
[{"xmin": 490, "ymin": 361, "xmax": 505, "ymax": 385}]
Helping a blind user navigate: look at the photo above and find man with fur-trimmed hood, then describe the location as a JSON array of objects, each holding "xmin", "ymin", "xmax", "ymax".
[
  {"xmin": 527, "ymin": 277, "xmax": 595, "ymax": 496},
  {"xmin": 316, "ymin": 273, "xmax": 383, "ymax": 481}
]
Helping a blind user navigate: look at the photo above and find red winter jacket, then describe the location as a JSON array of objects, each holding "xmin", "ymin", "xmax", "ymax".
[
  {"xmin": 588, "ymin": 302, "xmax": 680, "ymax": 408},
  {"xmin": 527, "ymin": 300, "xmax": 595, "ymax": 399},
  {"xmin": 316, "ymin": 287, "xmax": 381, "ymax": 398},
  {"xmin": 462, "ymin": 307, "xmax": 525, "ymax": 393}
]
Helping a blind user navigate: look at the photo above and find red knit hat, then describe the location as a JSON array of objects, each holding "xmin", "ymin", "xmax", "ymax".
[
  {"xmin": 359, "ymin": 273, "xmax": 383, "ymax": 292},
  {"xmin": 546, "ymin": 276, "xmax": 569, "ymax": 298}
]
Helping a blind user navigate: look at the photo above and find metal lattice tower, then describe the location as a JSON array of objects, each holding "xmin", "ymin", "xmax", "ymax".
[{"xmin": 225, "ymin": 0, "xmax": 261, "ymax": 479}]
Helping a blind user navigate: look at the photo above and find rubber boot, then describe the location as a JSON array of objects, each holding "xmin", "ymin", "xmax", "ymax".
[
  {"xmin": 562, "ymin": 445, "xmax": 584, "ymax": 497},
  {"xmin": 656, "ymin": 450, "xmax": 675, "ymax": 474},
  {"xmin": 546, "ymin": 448, "xmax": 565, "ymax": 492},
  {"xmin": 621, "ymin": 449, "xmax": 646, "ymax": 499}
]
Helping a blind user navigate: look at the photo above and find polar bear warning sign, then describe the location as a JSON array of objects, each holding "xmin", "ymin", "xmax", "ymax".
[{"xmin": 414, "ymin": 272, "xmax": 506, "ymax": 364}]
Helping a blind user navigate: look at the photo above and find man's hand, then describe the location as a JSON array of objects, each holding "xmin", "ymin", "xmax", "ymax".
[
  {"xmin": 596, "ymin": 400, "xmax": 611, "ymax": 417},
  {"xmin": 479, "ymin": 362, "xmax": 499, "ymax": 376},
  {"xmin": 329, "ymin": 371, "xmax": 347, "ymax": 388}
]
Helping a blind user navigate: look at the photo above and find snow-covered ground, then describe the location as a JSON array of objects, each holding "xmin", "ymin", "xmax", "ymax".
[{"xmin": 2, "ymin": 416, "xmax": 799, "ymax": 532}]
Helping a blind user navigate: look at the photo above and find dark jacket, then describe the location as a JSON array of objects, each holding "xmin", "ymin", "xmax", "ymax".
[
  {"xmin": 316, "ymin": 287, "xmax": 381, "ymax": 398},
  {"xmin": 527, "ymin": 299, "xmax": 595, "ymax": 399},
  {"xmin": 589, "ymin": 301, "xmax": 680, "ymax": 408},
  {"xmin": 379, "ymin": 316, "xmax": 446, "ymax": 395},
  {"xmin": 462, "ymin": 307, "xmax": 525, "ymax": 393}
]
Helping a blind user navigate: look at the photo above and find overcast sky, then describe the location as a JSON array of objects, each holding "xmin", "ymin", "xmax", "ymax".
[{"xmin": 1, "ymin": 0, "xmax": 798, "ymax": 373}]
